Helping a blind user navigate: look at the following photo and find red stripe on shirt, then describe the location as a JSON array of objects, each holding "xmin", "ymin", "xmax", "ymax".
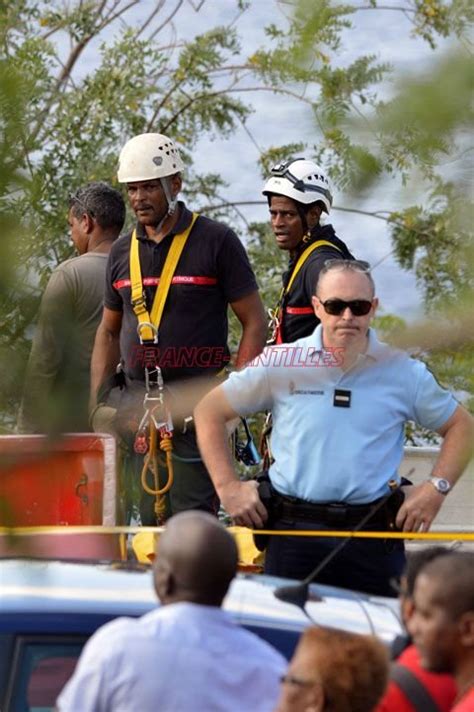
[
  {"xmin": 113, "ymin": 276, "xmax": 218, "ymax": 290},
  {"xmin": 285, "ymin": 305, "xmax": 314, "ymax": 315}
]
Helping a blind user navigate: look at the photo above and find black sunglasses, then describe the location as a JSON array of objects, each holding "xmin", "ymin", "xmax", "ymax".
[{"xmin": 319, "ymin": 298, "xmax": 373, "ymax": 316}]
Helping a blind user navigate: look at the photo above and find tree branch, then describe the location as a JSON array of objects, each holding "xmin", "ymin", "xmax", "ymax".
[
  {"xmin": 356, "ymin": 5, "xmax": 416, "ymax": 13},
  {"xmin": 134, "ymin": 0, "xmax": 166, "ymax": 38},
  {"xmin": 200, "ymin": 200, "xmax": 435, "ymax": 245},
  {"xmin": 147, "ymin": 0, "xmax": 184, "ymax": 41},
  {"xmin": 159, "ymin": 83, "xmax": 317, "ymax": 134}
]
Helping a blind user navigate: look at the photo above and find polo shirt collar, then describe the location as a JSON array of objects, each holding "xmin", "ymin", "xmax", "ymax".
[
  {"xmin": 307, "ymin": 325, "xmax": 386, "ymax": 361},
  {"xmin": 135, "ymin": 201, "xmax": 192, "ymax": 242}
]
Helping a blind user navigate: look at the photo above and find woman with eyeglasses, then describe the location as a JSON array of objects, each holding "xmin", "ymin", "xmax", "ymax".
[{"xmin": 275, "ymin": 626, "xmax": 389, "ymax": 712}]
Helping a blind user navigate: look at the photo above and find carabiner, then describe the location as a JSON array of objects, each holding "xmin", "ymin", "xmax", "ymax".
[{"xmin": 137, "ymin": 321, "xmax": 158, "ymax": 344}]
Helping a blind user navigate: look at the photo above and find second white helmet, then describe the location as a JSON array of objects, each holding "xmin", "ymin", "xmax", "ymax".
[
  {"xmin": 117, "ymin": 133, "xmax": 184, "ymax": 183},
  {"xmin": 262, "ymin": 158, "xmax": 333, "ymax": 214}
]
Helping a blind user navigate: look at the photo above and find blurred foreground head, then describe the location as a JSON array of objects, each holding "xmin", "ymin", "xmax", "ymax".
[
  {"xmin": 398, "ymin": 546, "xmax": 452, "ymax": 627},
  {"xmin": 408, "ymin": 551, "xmax": 474, "ymax": 676},
  {"xmin": 153, "ymin": 511, "xmax": 238, "ymax": 607},
  {"xmin": 276, "ymin": 626, "xmax": 389, "ymax": 712}
]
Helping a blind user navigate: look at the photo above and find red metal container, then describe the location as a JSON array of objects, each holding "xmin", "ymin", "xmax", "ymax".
[{"xmin": 0, "ymin": 434, "xmax": 116, "ymax": 527}]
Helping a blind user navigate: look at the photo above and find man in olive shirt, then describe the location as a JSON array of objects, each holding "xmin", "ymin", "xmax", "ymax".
[{"xmin": 18, "ymin": 182, "xmax": 125, "ymax": 433}]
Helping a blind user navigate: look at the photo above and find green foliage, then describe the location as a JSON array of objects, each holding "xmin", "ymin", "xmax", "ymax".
[
  {"xmin": 258, "ymin": 142, "xmax": 306, "ymax": 176},
  {"xmin": 0, "ymin": 0, "xmax": 472, "ymax": 432},
  {"xmin": 0, "ymin": 2, "xmax": 274, "ymax": 428},
  {"xmin": 389, "ymin": 182, "xmax": 473, "ymax": 310}
]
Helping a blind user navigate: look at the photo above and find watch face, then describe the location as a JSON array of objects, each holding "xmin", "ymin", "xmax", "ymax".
[{"xmin": 432, "ymin": 477, "xmax": 450, "ymax": 493}]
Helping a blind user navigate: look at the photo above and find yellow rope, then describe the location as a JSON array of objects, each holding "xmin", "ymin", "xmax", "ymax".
[
  {"xmin": 140, "ymin": 427, "xmax": 174, "ymax": 497},
  {"xmin": 140, "ymin": 424, "xmax": 174, "ymax": 523}
]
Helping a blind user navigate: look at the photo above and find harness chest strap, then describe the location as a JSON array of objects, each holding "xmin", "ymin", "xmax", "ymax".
[
  {"xmin": 284, "ymin": 238, "xmax": 342, "ymax": 296},
  {"xmin": 130, "ymin": 212, "xmax": 199, "ymax": 341},
  {"xmin": 272, "ymin": 239, "xmax": 342, "ymax": 343}
]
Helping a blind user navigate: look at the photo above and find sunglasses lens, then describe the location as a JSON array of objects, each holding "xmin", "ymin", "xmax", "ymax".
[
  {"xmin": 323, "ymin": 299, "xmax": 346, "ymax": 315},
  {"xmin": 322, "ymin": 299, "xmax": 372, "ymax": 316},
  {"xmin": 350, "ymin": 300, "xmax": 372, "ymax": 315}
]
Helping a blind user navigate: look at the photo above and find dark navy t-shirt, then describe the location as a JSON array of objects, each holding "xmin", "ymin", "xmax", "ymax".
[
  {"xmin": 105, "ymin": 202, "xmax": 258, "ymax": 382},
  {"xmin": 280, "ymin": 224, "xmax": 354, "ymax": 343}
]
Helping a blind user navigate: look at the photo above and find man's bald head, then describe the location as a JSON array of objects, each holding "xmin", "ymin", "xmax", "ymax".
[{"xmin": 153, "ymin": 511, "xmax": 238, "ymax": 607}]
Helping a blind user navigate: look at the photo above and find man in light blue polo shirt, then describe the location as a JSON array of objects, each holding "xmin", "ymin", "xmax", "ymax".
[{"xmin": 194, "ymin": 261, "xmax": 473, "ymax": 596}]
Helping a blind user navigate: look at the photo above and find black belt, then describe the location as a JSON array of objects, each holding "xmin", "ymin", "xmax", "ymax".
[{"xmin": 279, "ymin": 495, "xmax": 390, "ymax": 528}]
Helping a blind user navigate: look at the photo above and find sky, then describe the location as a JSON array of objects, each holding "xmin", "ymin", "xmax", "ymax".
[{"xmin": 76, "ymin": 0, "xmax": 460, "ymax": 321}]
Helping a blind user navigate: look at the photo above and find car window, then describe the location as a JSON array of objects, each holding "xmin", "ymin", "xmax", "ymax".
[{"xmin": 5, "ymin": 636, "xmax": 86, "ymax": 712}]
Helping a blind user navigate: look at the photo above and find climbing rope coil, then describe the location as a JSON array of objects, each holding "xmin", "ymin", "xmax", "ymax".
[{"xmin": 140, "ymin": 422, "xmax": 174, "ymax": 524}]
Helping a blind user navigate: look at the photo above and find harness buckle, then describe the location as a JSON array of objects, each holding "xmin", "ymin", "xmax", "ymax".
[
  {"xmin": 137, "ymin": 321, "xmax": 158, "ymax": 345},
  {"xmin": 131, "ymin": 292, "xmax": 148, "ymax": 316}
]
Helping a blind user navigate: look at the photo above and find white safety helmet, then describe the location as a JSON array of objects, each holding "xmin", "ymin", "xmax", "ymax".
[
  {"xmin": 117, "ymin": 133, "xmax": 184, "ymax": 183},
  {"xmin": 262, "ymin": 158, "xmax": 333, "ymax": 214}
]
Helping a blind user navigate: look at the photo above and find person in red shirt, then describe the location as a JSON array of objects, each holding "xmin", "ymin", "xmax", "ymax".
[
  {"xmin": 377, "ymin": 644, "xmax": 456, "ymax": 712},
  {"xmin": 377, "ymin": 547, "xmax": 457, "ymax": 712},
  {"xmin": 408, "ymin": 552, "xmax": 474, "ymax": 712}
]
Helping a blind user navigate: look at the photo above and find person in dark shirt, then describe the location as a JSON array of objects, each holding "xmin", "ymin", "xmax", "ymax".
[
  {"xmin": 90, "ymin": 133, "xmax": 267, "ymax": 524},
  {"xmin": 262, "ymin": 158, "xmax": 354, "ymax": 344}
]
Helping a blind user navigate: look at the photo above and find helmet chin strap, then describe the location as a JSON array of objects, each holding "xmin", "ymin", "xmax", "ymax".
[
  {"xmin": 150, "ymin": 176, "xmax": 178, "ymax": 234},
  {"xmin": 161, "ymin": 176, "xmax": 178, "ymax": 215},
  {"xmin": 296, "ymin": 203, "xmax": 308, "ymax": 237}
]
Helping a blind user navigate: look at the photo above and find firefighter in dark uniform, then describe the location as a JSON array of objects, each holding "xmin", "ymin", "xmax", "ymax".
[
  {"xmin": 262, "ymin": 158, "xmax": 354, "ymax": 344},
  {"xmin": 90, "ymin": 133, "xmax": 267, "ymax": 525}
]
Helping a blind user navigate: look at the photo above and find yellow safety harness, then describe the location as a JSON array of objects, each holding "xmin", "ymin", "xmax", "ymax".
[
  {"xmin": 130, "ymin": 213, "xmax": 199, "ymax": 342},
  {"xmin": 130, "ymin": 213, "xmax": 199, "ymax": 523},
  {"xmin": 268, "ymin": 239, "xmax": 342, "ymax": 345}
]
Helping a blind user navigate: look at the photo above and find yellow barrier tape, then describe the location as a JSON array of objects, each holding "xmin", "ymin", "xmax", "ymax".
[
  {"xmin": 0, "ymin": 526, "xmax": 473, "ymax": 541},
  {"xmin": 254, "ymin": 530, "xmax": 474, "ymax": 541}
]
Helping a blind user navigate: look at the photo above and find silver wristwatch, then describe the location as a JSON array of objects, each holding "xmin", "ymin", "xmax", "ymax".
[{"xmin": 428, "ymin": 476, "xmax": 452, "ymax": 495}]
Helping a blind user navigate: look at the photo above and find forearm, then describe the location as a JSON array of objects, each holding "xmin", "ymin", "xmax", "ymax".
[
  {"xmin": 195, "ymin": 387, "xmax": 268, "ymax": 527},
  {"xmin": 234, "ymin": 318, "xmax": 267, "ymax": 369},
  {"xmin": 432, "ymin": 408, "xmax": 474, "ymax": 487},
  {"xmin": 231, "ymin": 292, "xmax": 267, "ymax": 369},
  {"xmin": 397, "ymin": 407, "xmax": 474, "ymax": 532},
  {"xmin": 195, "ymin": 399, "xmax": 239, "ymax": 495},
  {"xmin": 90, "ymin": 324, "xmax": 121, "ymax": 408}
]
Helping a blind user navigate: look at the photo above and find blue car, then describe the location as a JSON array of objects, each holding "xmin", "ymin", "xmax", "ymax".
[{"xmin": 0, "ymin": 557, "xmax": 402, "ymax": 712}]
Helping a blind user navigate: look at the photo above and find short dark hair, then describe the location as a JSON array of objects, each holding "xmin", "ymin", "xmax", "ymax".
[
  {"xmin": 404, "ymin": 546, "xmax": 452, "ymax": 598},
  {"xmin": 69, "ymin": 182, "xmax": 125, "ymax": 232},
  {"xmin": 421, "ymin": 551, "xmax": 474, "ymax": 620}
]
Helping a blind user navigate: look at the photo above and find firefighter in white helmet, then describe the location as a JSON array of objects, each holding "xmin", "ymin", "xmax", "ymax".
[
  {"xmin": 90, "ymin": 132, "xmax": 267, "ymax": 525},
  {"xmin": 262, "ymin": 158, "xmax": 354, "ymax": 344}
]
